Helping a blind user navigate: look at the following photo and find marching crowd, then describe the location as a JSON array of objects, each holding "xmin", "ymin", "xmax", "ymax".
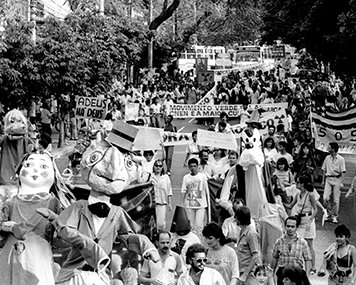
[{"xmin": 2, "ymin": 65, "xmax": 356, "ymax": 285}]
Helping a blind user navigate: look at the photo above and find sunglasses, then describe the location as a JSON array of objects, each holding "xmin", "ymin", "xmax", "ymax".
[
  {"xmin": 154, "ymin": 164, "xmax": 163, "ymax": 167},
  {"xmin": 195, "ymin": 258, "xmax": 208, "ymax": 263}
]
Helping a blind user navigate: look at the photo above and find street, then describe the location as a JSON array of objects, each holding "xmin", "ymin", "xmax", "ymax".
[{"xmin": 53, "ymin": 118, "xmax": 356, "ymax": 284}]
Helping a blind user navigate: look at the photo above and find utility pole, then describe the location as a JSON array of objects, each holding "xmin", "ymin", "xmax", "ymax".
[
  {"xmin": 148, "ymin": 0, "xmax": 153, "ymax": 79},
  {"xmin": 99, "ymin": 0, "xmax": 104, "ymax": 16},
  {"xmin": 29, "ymin": 0, "xmax": 37, "ymax": 44}
]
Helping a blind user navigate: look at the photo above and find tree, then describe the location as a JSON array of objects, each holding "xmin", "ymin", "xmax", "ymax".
[{"xmin": 260, "ymin": 0, "xmax": 356, "ymax": 78}]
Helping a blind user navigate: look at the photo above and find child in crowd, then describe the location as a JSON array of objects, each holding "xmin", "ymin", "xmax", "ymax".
[
  {"xmin": 181, "ymin": 158, "xmax": 209, "ymax": 241},
  {"xmin": 183, "ymin": 130, "xmax": 200, "ymax": 167},
  {"xmin": 130, "ymin": 143, "xmax": 166, "ymax": 182},
  {"xmin": 272, "ymin": 157, "xmax": 295, "ymax": 208},
  {"xmin": 253, "ymin": 265, "xmax": 275, "ymax": 285}
]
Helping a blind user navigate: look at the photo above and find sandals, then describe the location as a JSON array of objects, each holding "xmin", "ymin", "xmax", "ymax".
[{"xmin": 310, "ymin": 268, "xmax": 317, "ymax": 275}]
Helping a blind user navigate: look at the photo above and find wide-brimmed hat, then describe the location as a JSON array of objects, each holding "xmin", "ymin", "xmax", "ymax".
[{"xmin": 246, "ymin": 109, "xmax": 262, "ymax": 129}]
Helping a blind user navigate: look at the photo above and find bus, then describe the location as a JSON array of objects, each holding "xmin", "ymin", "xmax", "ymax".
[{"xmin": 178, "ymin": 45, "xmax": 226, "ymax": 73}]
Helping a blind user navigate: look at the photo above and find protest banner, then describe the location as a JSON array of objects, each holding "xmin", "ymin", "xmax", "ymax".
[
  {"xmin": 230, "ymin": 108, "xmax": 288, "ymax": 136},
  {"xmin": 132, "ymin": 127, "xmax": 162, "ymax": 151},
  {"xmin": 196, "ymin": 58, "xmax": 208, "ymax": 72},
  {"xmin": 162, "ymin": 131, "xmax": 192, "ymax": 146},
  {"xmin": 196, "ymin": 85, "xmax": 216, "ymax": 105},
  {"xmin": 168, "ymin": 103, "xmax": 287, "ymax": 118},
  {"xmin": 75, "ymin": 96, "xmax": 108, "ymax": 120},
  {"xmin": 197, "ymin": 129, "xmax": 237, "ymax": 151},
  {"xmin": 312, "ymin": 107, "xmax": 356, "ymax": 154},
  {"xmin": 125, "ymin": 103, "xmax": 140, "ymax": 121}
]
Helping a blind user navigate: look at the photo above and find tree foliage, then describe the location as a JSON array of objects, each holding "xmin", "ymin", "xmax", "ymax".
[
  {"xmin": 0, "ymin": 5, "xmax": 148, "ymax": 110},
  {"xmin": 261, "ymin": 0, "xmax": 356, "ymax": 78}
]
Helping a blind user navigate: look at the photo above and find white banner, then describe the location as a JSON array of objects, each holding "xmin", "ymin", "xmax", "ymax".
[
  {"xmin": 230, "ymin": 108, "xmax": 288, "ymax": 136},
  {"xmin": 168, "ymin": 103, "xmax": 287, "ymax": 118},
  {"xmin": 197, "ymin": 129, "xmax": 237, "ymax": 151}
]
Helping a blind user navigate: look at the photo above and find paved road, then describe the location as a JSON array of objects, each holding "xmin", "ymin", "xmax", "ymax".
[{"xmin": 52, "ymin": 118, "xmax": 356, "ymax": 284}]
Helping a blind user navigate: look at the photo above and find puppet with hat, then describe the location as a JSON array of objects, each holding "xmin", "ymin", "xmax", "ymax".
[
  {"xmin": 0, "ymin": 109, "xmax": 34, "ymax": 187},
  {"xmin": 38, "ymin": 124, "xmax": 159, "ymax": 285},
  {"xmin": 236, "ymin": 109, "xmax": 269, "ymax": 218},
  {"xmin": 0, "ymin": 151, "xmax": 75, "ymax": 285}
]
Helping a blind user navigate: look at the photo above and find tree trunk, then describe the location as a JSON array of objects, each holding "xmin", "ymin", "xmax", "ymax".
[{"xmin": 149, "ymin": 0, "xmax": 180, "ymax": 31}]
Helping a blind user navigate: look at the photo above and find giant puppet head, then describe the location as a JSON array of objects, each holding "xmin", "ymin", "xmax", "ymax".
[
  {"xmin": 4, "ymin": 109, "xmax": 28, "ymax": 139},
  {"xmin": 81, "ymin": 140, "xmax": 138, "ymax": 196},
  {"xmin": 15, "ymin": 152, "xmax": 75, "ymax": 207},
  {"xmin": 239, "ymin": 110, "xmax": 264, "ymax": 170}
]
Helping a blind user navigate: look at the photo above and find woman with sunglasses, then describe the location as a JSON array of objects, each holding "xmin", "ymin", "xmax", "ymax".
[{"xmin": 149, "ymin": 159, "xmax": 172, "ymax": 231}]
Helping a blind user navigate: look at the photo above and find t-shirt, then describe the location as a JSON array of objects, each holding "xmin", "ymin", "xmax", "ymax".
[
  {"xmin": 273, "ymin": 152, "xmax": 294, "ymax": 166},
  {"xmin": 206, "ymin": 245, "xmax": 239, "ymax": 284},
  {"xmin": 41, "ymin": 109, "xmax": 51, "ymax": 124},
  {"xmin": 181, "ymin": 173, "xmax": 208, "ymax": 209}
]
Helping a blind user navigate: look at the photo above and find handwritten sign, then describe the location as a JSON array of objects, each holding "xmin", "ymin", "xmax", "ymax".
[
  {"xmin": 76, "ymin": 96, "xmax": 108, "ymax": 120},
  {"xmin": 197, "ymin": 129, "xmax": 237, "ymax": 151}
]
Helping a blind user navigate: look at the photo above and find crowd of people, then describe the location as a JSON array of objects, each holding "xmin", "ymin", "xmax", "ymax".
[{"xmin": 2, "ymin": 63, "xmax": 356, "ymax": 285}]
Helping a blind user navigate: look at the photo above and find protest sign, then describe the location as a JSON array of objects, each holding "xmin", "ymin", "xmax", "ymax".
[
  {"xmin": 312, "ymin": 107, "xmax": 356, "ymax": 154},
  {"xmin": 76, "ymin": 96, "xmax": 108, "ymax": 120},
  {"xmin": 125, "ymin": 103, "xmax": 140, "ymax": 121},
  {"xmin": 162, "ymin": 131, "xmax": 192, "ymax": 146},
  {"xmin": 132, "ymin": 127, "xmax": 162, "ymax": 151},
  {"xmin": 168, "ymin": 103, "xmax": 287, "ymax": 118},
  {"xmin": 197, "ymin": 129, "xmax": 237, "ymax": 151},
  {"xmin": 197, "ymin": 71, "xmax": 215, "ymax": 84}
]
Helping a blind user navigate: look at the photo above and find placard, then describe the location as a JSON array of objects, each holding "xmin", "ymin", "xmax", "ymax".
[
  {"xmin": 125, "ymin": 103, "xmax": 140, "ymax": 121},
  {"xmin": 132, "ymin": 127, "xmax": 162, "ymax": 151},
  {"xmin": 197, "ymin": 129, "xmax": 237, "ymax": 151},
  {"xmin": 75, "ymin": 96, "xmax": 108, "ymax": 120}
]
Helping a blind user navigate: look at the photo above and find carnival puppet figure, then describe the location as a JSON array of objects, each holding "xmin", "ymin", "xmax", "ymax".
[
  {"xmin": 39, "ymin": 139, "xmax": 159, "ymax": 285},
  {"xmin": 0, "ymin": 109, "xmax": 34, "ymax": 187},
  {"xmin": 0, "ymin": 152, "xmax": 73, "ymax": 285},
  {"xmin": 238, "ymin": 110, "xmax": 268, "ymax": 218}
]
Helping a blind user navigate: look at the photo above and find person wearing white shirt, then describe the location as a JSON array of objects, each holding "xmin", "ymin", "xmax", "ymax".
[{"xmin": 177, "ymin": 243, "xmax": 226, "ymax": 285}]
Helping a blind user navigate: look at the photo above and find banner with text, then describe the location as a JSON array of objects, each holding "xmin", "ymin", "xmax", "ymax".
[
  {"xmin": 168, "ymin": 103, "xmax": 287, "ymax": 118},
  {"xmin": 197, "ymin": 129, "xmax": 237, "ymax": 151},
  {"xmin": 230, "ymin": 108, "xmax": 288, "ymax": 136},
  {"xmin": 312, "ymin": 107, "xmax": 356, "ymax": 154},
  {"xmin": 76, "ymin": 96, "xmax": 108, "ymax": 120}
]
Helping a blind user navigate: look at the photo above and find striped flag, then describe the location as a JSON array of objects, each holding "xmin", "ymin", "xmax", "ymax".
[{"xmin": 311, "ymin": 106, "xmax": 356, "ymax": 154}]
